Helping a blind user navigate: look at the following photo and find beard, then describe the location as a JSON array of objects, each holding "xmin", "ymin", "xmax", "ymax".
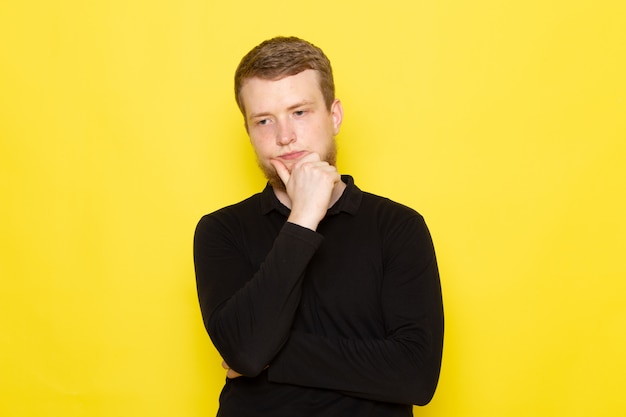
[{"xmin": 257, "ymin": 140, "xmax": 338, "ymax": 192}]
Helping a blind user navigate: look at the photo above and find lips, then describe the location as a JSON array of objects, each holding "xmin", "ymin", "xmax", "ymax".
[{"xmin": 279, "ymin": 150, "xmax": 308, "ymax": 161}]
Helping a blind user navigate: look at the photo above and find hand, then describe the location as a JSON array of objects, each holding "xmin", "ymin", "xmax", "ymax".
[
  {"xmin": 222, "ymin": 360, "xmax": 242, "ymax": 379},
  {"xmin": 270, "ymin": 153, "xmax": 341, "ymax": 230}
]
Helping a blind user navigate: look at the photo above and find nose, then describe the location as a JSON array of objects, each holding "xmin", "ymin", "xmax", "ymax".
[{"xmin": 276, "ymin": 118, "xmax": 296, "ymax": 146}]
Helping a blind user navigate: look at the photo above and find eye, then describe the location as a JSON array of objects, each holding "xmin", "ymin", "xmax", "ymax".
[
  {"xmin": 256, "ymin": 118, "xmax": 270, "ymax": 126},
  {"xmin": 293, "ymin": 110, "xmax": 306, "ymax": 117}
]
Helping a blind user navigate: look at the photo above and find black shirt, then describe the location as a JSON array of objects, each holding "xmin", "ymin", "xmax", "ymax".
[{"xmin": 194, "ymin": 176, "xmax": 444, "ymax": 417}]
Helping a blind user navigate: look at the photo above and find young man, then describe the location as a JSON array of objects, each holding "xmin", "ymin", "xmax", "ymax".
[{"xmin": 194, "ymin": 36, "xmax": 444, "ymax": 416}]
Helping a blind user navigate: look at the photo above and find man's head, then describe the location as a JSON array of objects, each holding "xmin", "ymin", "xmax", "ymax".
[
  {"xmin": 234, "ymin": 36, "xmax": 335, "ymax": 117},
  {"xmin": 234, "ymin": 37, "xmax": 343, "ymax": 192}
]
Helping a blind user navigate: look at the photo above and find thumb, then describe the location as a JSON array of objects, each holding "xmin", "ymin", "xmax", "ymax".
[{"xmin": 270, "ymin": 159, "xmax": 290, "ymax": 186}]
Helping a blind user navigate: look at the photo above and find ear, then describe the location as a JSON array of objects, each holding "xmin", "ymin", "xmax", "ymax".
[{"xmin": 330, "ymin": 99, "xmax": 344, "ymax": 135}]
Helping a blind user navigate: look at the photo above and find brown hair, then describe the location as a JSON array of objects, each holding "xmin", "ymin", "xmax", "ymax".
[{"xmin": 234, "ymin": 36, "xmax": 335, "ymax": 115}]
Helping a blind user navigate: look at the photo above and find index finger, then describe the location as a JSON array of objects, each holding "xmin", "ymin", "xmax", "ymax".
[{"xmin": 270, "ymin": 159, "xmax": 290, "ymax": 186}]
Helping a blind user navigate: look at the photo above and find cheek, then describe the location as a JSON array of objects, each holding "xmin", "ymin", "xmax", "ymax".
[
  {"xmin": 297, "ymin": 120, "xmax": 325, "ymax": 139},
  {"xmin": 252, "ymin": 126, "xmax": 278, "ymax": 144},
  {"xmin": 250, "ymin": 135, "xmax": 274, "ymax": 157}
]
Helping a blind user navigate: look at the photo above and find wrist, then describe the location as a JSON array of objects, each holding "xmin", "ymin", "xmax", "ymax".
[{"xmin": 286, "ymin": 212, "xmax": 322, "ymax": 231}]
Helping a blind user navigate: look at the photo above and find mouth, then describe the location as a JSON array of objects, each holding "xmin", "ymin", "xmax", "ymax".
[{"xmin": 278, "ymin": 150, "xmax": 308, "ymax": 161}]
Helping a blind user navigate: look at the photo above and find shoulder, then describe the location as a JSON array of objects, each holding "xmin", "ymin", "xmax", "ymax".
[
  {"xmin": 358, "ymin": 192, "xmax": 436, "ymax": 261},
  {"xmin": 196, "ymin": 192, "xmax": 264, "ymax": 232},
  {"xmin": 359, "ymin": 191, "xmax": 424, "ymax": 224},
  {"xmin": 356, "ymin": 191, "xmax": 433, "ymax": 248}
]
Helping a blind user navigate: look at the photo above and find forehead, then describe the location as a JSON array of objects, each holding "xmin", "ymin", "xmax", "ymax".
[{"xmin": 240, "ymin": 70, "xmax": 323, "ymax": 115}]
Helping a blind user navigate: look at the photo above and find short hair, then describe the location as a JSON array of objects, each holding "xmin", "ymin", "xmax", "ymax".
[{"xmin": 234, "ymin": 36, "xmax": 335, "ymax": 115}]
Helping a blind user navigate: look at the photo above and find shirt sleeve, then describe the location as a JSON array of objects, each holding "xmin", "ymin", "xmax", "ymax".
[
  {"xmin": 266, "ymin": 215, "xmax": 444, "ymax": 406},
  {"xmin": 194, "ymin": 215, "xmax": 324, "ymax": 377}
]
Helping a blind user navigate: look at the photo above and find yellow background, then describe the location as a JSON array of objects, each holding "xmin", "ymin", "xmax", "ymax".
[{"xmin": 2, "ymin": 0, "xmax": 625, "ymax": 416}]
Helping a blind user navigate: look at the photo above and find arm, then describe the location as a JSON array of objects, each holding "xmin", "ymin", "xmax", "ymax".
[
  {"xmin": 195, "ymin": 153, "xmax": 341, "ymax": 378},
  {"xmin": 267, "ymin": 215, "xmax": 444, "ymax": 405},
  {"xmin": 194, "ymin": 217, "xmax": 323, "ymax": 377}
]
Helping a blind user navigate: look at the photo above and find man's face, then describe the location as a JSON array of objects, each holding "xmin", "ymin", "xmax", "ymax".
[{"xmin": 239, "ymin": 69, "xmax": 343, "ymax": 190}]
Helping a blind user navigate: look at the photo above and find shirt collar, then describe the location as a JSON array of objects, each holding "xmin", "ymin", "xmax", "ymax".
[{"xmin": 260, "ymin": 175, "xmax": 362, "ymax": 216}]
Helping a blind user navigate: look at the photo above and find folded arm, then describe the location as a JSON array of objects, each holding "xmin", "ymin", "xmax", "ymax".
[
  {"xmin": 268, "ymin": 215, "xmax": 444, "ymax": 405},
  {"xmin": 194, "ymin": 216, "xmax": 323, "ymax": 376}
]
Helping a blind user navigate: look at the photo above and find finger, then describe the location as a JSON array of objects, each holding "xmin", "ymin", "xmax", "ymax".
[
  {"xmin": 298, "ymin": 152, "xmax": 321, "ymax": 163},
  {"xmin": 270, "ymin": 159, "xmax": 290, "ymax": 186},
  {"xmin": 221, "ymin": 360, "xmax": 229, "ymax": 370}
]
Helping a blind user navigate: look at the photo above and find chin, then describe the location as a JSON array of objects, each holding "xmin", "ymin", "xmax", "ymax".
[
  {"xmin": 256, "ymin": 142, "xmax": 338, "ymax": 191},
  {"xmin": 256, "ymin": 159, "xmax": 285, "ymax": 191}
]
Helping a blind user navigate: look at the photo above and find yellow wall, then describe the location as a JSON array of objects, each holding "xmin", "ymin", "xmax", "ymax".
[{"xmin": 1, "ymin": 1, "xmax": 625, "ymax": 416}]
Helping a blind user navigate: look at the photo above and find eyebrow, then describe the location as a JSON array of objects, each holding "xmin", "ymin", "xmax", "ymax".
[{"xmin": 249, "ymin": 100, "xmax": 314, "ymax": 120}]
